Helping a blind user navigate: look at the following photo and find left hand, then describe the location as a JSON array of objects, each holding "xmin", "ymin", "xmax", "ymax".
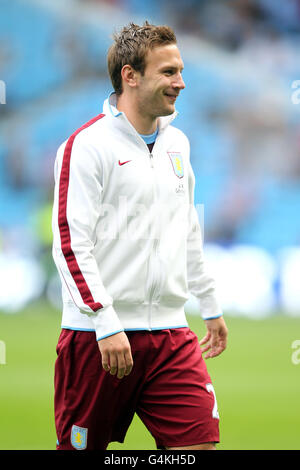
[{"xmin": 199, "ymin": 316, "xmax": 228, "ymax": 359}]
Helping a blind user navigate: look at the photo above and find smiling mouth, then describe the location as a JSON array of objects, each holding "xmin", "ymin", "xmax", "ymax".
[{"xmin": 165, "ymin": 93, "xmax": 178, "ymax": 101}]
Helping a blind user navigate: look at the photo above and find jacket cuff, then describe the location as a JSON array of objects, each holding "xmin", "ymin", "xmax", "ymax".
[
  {"xmin": 88, "ymin": 305, "xmax": 124, "ymax": 340},
  {"xmin": 198, "ymin": 296, "xmax": 223, "ymax": 320}
]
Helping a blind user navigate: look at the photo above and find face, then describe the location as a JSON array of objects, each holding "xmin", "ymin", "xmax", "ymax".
[{"xmin": 135, "ymin": 44, "xmax": 185, "ymax": 120}]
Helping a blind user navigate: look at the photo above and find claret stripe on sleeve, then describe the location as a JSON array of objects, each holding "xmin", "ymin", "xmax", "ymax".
[{"xmin": 58, "ymin": 114, "xmax": 105, "ymax": 312}]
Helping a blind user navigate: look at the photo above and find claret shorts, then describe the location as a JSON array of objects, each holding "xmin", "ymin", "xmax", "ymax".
[{"xmin": 54, "ymin": 327, "xmax": 220, "ymax": 450}]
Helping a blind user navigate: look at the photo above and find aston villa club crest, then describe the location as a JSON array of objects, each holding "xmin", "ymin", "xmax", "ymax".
[
  {"xmin": 71, "ymin": 424, "xmax": 88, "ymax": 450},
  {"xmin": 168, "ymin": 152, "xmax": 184, "ymax": 178}
]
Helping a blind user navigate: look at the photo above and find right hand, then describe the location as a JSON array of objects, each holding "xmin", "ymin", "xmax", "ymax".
[{"xmin": 98, "ymin": 331, "xmax": 133, "ymax": 379}]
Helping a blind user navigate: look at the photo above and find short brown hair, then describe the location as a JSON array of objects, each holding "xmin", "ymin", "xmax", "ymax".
[{"xmin": 107, "ymin": 21, "xmax": 177, "ymax": 95}]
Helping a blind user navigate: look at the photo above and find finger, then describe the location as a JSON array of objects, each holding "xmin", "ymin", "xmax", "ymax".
[
  {"xmin": 124, "ymin": 349, "xmax": 134, "ymax": 376},
  {"xmin": 118, "ymin": 347, "xmax": 134, "ymax": 378},
  {"xmin": 199, "ymin": 332, "xmax": 210, "ymax": 346},
  {"xmin": 100, "ymin": 349, "xmax": 110, "ymax": 372},
  {"xmin": 204, "ymin": 330, "xmax": 219, "ymax": 358},
  {"xmin": 201, "ymin": 344, "xmax": 211, "ymax": 353},
  {"xmin": 205, "ymin": 337, "xmax": 225, "ymax": 358},
  {"xmin": 220, "ymin": 331, "xmax": 228, "ymax": 349},
  {"xmin": 218, "ymin": 337, "xmax": 227, "ymax": 352},
  {"xmin": 211, "ymin": 334, "xmax": 219, "ymax": 351},
  {"xmin": 116, "ymin": 352, "xmax": 126, "ymax": 379},
  {"xmin": 205, "ymin": 346, "xmax": 223, "ymax": 359},
  {"xmin": 109, "ymin": 353, "xmax": 118, "ymax": 376}
]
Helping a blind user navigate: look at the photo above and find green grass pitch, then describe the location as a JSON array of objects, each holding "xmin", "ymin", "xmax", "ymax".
[{"xmin": 0, "ymin": 301, "xmax": 299, "ymax": 450}]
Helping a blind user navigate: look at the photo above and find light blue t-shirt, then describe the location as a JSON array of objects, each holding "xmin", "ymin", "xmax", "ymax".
[{"xmin": 139, "ymin": 128, "xmax": 158, "ymax": 145}]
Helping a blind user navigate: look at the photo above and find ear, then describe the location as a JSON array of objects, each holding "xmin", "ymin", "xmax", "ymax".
[{"xmin": 121, "ymin": 64, "xmax": 140, "ymax": 89}]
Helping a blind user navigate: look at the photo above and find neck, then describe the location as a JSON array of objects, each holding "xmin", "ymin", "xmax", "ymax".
[{"xmin": 116, "ymin": 93, "xmax": 158, "ymax": 135}]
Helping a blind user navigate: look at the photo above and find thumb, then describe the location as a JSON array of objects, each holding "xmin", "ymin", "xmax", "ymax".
[
  {"xmin": 205, "ymin": 329, "xmax": 220, "ymax": 358},
  {"xmin": 199, "ymin": 332, "xmax": 210, "ymax": 346}
]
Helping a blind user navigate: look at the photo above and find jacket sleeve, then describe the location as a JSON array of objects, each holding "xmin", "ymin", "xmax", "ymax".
[
  {"xmin": 52, "ymin": 136, "xmax": 124, "ymax": 340},
  {"xmin": 186, "ymin": 159, "xmax": 223, "ymax": 320}
]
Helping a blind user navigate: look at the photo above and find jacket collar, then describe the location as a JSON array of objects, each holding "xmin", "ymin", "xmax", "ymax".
[{"xmin": 103, "ymin": 92, "xmax": 178, "ymax": 134}]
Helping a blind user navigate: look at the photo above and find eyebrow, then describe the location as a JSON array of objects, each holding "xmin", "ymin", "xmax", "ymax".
[{"xmin": 160, "ymin": 65, "xmax": 184, "ymax": 72}]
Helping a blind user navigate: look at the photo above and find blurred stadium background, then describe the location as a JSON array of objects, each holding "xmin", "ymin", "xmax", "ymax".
[{"xmin": 0, "ymin": 0, "xmax": 300, "ymax": 450}]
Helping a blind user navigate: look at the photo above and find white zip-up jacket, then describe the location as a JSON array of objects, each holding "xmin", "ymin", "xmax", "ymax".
[{"xmin": 52, "ymin": 93, "xmax": 222, "ymax": 340}]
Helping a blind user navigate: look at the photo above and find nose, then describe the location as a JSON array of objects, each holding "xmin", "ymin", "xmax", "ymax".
[{"xmin": 173, "ymin": 72, "xmax": 185, "ymax": 91}]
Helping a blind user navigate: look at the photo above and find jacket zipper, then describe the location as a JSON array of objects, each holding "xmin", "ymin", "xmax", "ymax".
[
  {"xmin": 149, "ymin": 152, "xmax": 154, "ymax": 168},
  {"xmin": 148, "ymin": 238, "xmax": 161, "ymax": 330},
  {"xmin": 147, "ymin": 151, "xmax": 160, "ymax": 329}
]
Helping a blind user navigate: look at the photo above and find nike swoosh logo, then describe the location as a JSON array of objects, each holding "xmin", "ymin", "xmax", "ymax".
[{"xmin": 118, "ymin": 160, "xmax": 132, "ymax": 166}]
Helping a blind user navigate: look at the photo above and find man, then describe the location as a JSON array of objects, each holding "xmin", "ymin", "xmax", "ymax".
[{"xmin": 52, "ymin": 21, "xmax": 228, "ymax": 451}]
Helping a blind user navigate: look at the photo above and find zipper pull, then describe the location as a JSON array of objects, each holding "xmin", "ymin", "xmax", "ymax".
[{"xmin": 149, "ymin": 153, "xmax": 154, "ymax": 168}]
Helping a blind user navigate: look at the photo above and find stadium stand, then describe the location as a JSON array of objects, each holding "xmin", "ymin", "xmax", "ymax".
[{"xmin": 0, "ymin": 0, "xmax": 300, "ymax": 313}]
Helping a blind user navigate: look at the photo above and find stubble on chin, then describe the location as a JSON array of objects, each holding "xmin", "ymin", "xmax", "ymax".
[{"xmin": 137, "ymin": 94, "xmax": 175, "ymax": 122}]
